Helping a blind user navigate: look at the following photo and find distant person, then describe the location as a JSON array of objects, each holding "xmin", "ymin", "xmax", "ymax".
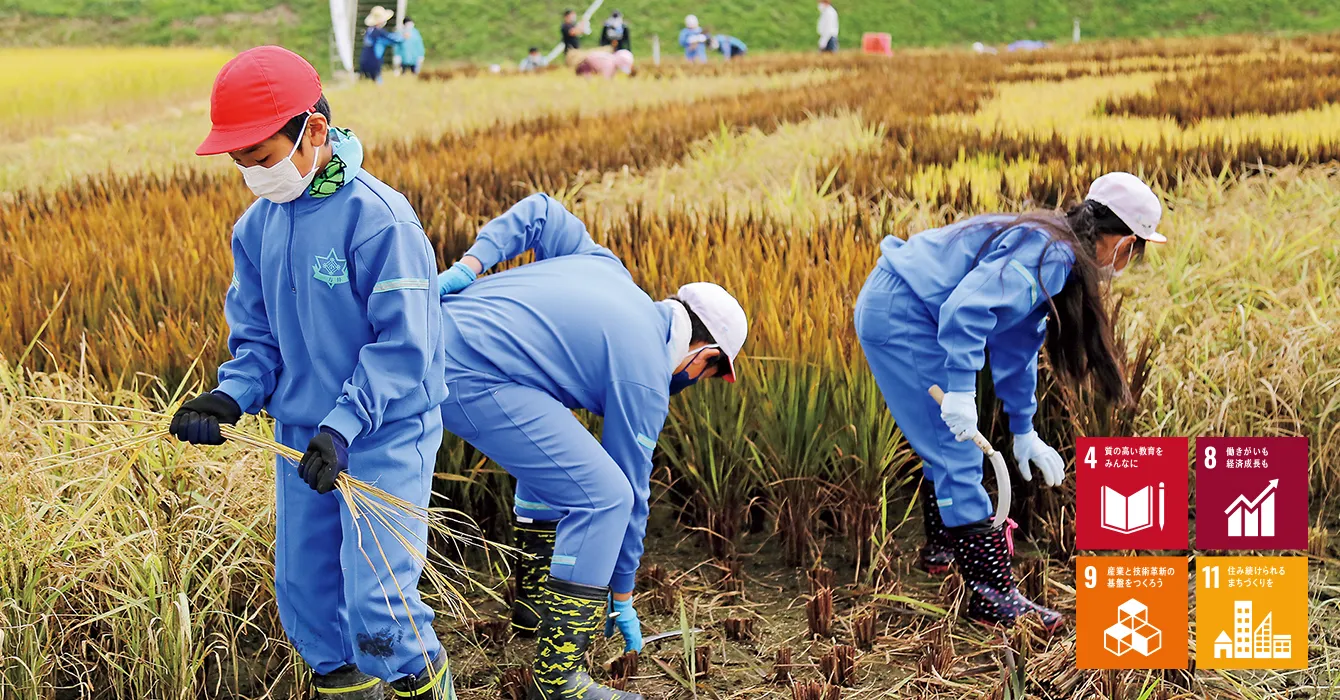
[
  {"xmin": 1007, "ymin": 40, "xmax": 1050, "ymax": 52},
  {"xmin": 709, "ymin": 33, "xmax": 747, "ymax": 60},
  {"xmin": 359, "ymin": 5, "xmax": 403, "ymax": 82},
  {"xmin": 818, "ymin": 0, "xmax": 840, "ymax": 53},
  {"xmin": 679, "ymin": 15, "xmax": 708, "ymax": 64},
  {"xmin": 575, "ymin": 49, "xmax": 635, "ymax": 78},
  {"xmin": 396, "ymin": 17, "xmax": 426, "ymax": 75},
  {"xmin": 520, "ymin": 47, "xmax": 549, "ymax": 72},
  {"xmin": 600, "ymin": 10, "xmax": 631, "ymax": 52},
  {"xmin": 561, "ymin": 9, "xmax": 586, "ymax": 55}
]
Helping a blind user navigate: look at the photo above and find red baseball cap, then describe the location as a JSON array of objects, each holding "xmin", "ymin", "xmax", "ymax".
[{"xmin": 196, "ymin": 46, "xmax": 323, "ymax": 156}]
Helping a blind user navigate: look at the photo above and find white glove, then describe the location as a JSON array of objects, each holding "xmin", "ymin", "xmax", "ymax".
[
  {"xmin": 1012, "ymin": 430, "xmax": 1066, "ymax": 487},
  {"xmin": 939, "ymin": 392, "xmax": 979, "ymax": 442}
]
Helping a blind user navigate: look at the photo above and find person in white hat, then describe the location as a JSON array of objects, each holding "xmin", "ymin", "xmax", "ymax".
[
  {"xmin": 432, "ymin": 194, "xmax": 746, "ymax": 700},
  {"xmin": 679, "ymin": 14, "xmax": 709, "ymax": 63},
  {"xmin": 853, "ymin": 171, "xmax": 1164, "ymax": 633},
  {"xmin": 358, "ymin": 5, "xmax": 403, "ymax": 83}
]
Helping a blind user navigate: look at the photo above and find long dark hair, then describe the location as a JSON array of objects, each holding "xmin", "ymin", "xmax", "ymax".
[{"xmin": 971, "ymin": 201, "xmax": 1141, "ymax": 403}]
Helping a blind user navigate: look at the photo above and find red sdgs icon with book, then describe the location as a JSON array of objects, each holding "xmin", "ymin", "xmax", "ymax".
[{"xmin": 1076, "ymin": 438, "xmax": 1189, "ymax": 551}]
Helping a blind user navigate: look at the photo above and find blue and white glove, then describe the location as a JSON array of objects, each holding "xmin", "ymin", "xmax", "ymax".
[
  {"xmin": 605, "ymin": 596, "xmax": 644, "ymax": 653},
  {"xmin": 437, "ymin": 261, "xmax": 477, "ymax": 297},
  {"xmin": 939, "ymin": 391, "xmax": 979, "ymax": 442},
  {"xmin": 1012, "ymin": 430, "xmax": 1066, "ymax": 486}
]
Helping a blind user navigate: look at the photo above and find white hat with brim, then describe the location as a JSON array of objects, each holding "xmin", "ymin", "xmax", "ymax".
[
  {"xmin": 365, "ymin": 6, "xmax": 395, "ymax": 26},
  {"xmin": 1086, "ymin": 171, "xmax": 1167, "ymax": 243},
  {"xmin": 676, "ymin": 282, "xmax": 748, "ymax": 383}
]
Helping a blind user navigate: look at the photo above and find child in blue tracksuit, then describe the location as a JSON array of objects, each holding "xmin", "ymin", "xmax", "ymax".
[
  {"xmin": 434, "ymin": 194, "xmax": 747, "ymax": 700},
  {"xmin": 855, "ymin": 172, "xmax": 1164, "ymax": 632},
  {"xmin": 710, "ymin": 34, "xmax": 748, "ymax": 60},
  {"xmin": 396, "ymin": 18, "xmax": 426, "ymax": 74},
  {"xmin": 171, "ymin": 47, "xmax": 452, "ymax": 700},
  {"xmin": 679, "ymin": 15, "xmax": 708, "ymax": 63}
]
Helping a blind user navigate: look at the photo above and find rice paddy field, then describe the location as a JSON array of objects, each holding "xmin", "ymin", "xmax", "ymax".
[{"xmin": 2, "ymin": 36, "xmax": 1340, "ymax": 700}]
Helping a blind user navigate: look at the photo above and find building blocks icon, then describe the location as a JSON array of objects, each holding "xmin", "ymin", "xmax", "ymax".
[{"xmin": 1103, "ymin": 598, "xmax": 1163, "ymax": 657}]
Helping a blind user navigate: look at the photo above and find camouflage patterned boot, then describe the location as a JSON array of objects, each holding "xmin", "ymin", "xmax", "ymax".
[
  {"xmin": 513, "ymin": 518, "xmax": 558, "ymax": 636},
  {"xmin": 529, "ymin": 578, "xmax": 642, "ymax": 700},
  {"xmin": 310, "ymin": 665, "xmax": 383, "ymax": 699},
  {"xmin": 389, "ymin": 651, "xmax": 457, "ymax": 700},
  {"xmin": 391, "ymin": 649, "xmax": 458, "ymax": 697}
]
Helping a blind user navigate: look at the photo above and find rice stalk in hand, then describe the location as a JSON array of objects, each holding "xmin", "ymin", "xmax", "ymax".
[{"xmin": 33, "ymin": 396, "xmax": 507, "ymax": 631}]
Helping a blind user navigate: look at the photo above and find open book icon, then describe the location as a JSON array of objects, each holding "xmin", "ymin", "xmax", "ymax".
[{"xmin": 1100, "ymin": 483, "xmax": 1165, "ymax": 534}]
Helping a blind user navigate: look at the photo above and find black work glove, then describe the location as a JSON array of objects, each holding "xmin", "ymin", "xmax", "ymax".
[
  {"xmin": 169, "ymin": 392, "xmax": 242, "ymax": 445},
  {"xmin": 300, "ymin": 428, "xmax": 349, "ymax": 494}
]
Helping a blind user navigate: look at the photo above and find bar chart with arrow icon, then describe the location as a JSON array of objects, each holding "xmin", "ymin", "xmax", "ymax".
[
  {"xmin": 1225, "ymin": 479, "xmax": 1277, "ymax": 538},
  {"xmin": 1196, "ymin": 438, "xmax": 1307, "ymax": 550}
]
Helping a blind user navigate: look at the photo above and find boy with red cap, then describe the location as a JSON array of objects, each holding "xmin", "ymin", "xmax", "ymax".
[{"xmin": 169, "ymin": 46, "xmax": 453, "ymax": 699}]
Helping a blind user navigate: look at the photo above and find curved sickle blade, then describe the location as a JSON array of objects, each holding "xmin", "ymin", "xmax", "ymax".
[{"xmin": 928, "ymin": 385, "xmax": 1011, "ymax": 528}]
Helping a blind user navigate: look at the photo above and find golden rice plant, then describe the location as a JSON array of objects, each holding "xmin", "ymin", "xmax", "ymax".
[{"xmin": 0, "ymin": 47, "xmax": 231, "ymax": 141}]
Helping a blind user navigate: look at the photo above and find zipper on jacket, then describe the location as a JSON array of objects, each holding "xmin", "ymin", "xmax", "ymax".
[{"xmin": 286, "ymin": 203, "xmax": 297, "ymax": 293}]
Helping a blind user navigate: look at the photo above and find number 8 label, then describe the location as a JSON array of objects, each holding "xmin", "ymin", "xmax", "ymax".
[{"xmin": 1204, "ymin": 446, "xmax": 1216, "ymax": 469}]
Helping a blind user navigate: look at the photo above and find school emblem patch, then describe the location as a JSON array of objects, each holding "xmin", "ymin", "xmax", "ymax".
[{"xmin": 312, "ymin": 249, "xmax": 349, "ymax": 287}]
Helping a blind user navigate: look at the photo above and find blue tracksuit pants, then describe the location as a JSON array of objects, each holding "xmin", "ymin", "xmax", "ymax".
[
  {"xmin": 854, "ymin": 264, "xmax": 993, "ymax": 527},
  {"xmin": 439, "ymin": 373, "xmax": 634, "ymax": 588},
  {"xmin": 273, "ymin": 411, "xmax": 443, "ymax": 680}
]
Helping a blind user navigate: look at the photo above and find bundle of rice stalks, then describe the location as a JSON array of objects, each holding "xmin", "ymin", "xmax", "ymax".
[{"xmin": 31, "ymin": 394, "xmax": 508, "ymax": 642}]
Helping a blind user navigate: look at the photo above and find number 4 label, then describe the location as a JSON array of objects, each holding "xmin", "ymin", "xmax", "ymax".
[{"xmin": 1086, "ymin": 445, "xmax": 1097, "ymax": 468}]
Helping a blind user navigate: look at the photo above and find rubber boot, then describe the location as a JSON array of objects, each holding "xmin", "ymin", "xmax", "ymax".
[
  {"xmin": 310, "ymin": 665, "xmax": 384, "ymax": 699},
  {"xmin": 529, "ymin": 578, "xmax": 643, "ymax": 700},
  {"xmin": 948, "ymin": 518, "xmax": 1064, "ymax": 632},
  {"xmin": 513, "ymin": 518, "xmax": 558, "ymax": 636},
  {"xmin": 389, "ymin": 651, "xmax": 457, "ymax": 700},
  {"xmin": 917, "ymin": 480, "xmax": 955, "ymax": 575}
]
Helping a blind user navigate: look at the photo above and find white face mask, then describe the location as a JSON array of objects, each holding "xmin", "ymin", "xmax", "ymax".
[
  {"xmin": 236, "ymin": 113, "xmax": 320, "ymax": 204},
  {"xmin": 1101, "ymin": 236, "xmax": 1136, "ymax": 280}
]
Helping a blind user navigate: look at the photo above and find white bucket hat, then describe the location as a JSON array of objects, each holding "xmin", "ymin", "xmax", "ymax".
[
  {"xmin": 365, "ymin": 5, "xmax": 395, "ymax": 27},
  {"xmin": 685, "ymin": 14, "xmax": 700, "ymax": 28},
  {"xmin": 676, "ymin": 282, "xmax": 748, "ymax": 383},
  {"xmin": 1086, "ymin": 172, "xmax": 1166, "ymax": 243}
]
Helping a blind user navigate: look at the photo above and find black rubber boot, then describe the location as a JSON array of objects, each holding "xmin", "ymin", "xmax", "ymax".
[
  {"xmin": 513, "ymin": 518, "xmax": 558, "ymax": 636},
  {"xmin": 948, "ymin": 518, "xmax": 1064, "ymax": 633},
  {"xmin": 389, "ymin": 651, "xmax": 456, "ymax": 699},
  {"xmin": 310, "ymin": 664, "xmax": 384, "ymax": 699},
  {"xmin": 918, "ymin": 480, "xmax": 955, "ymax": 575},
  {"xmin": 529, "ymin": 578, "xmax": 643, "ymax": 700}
]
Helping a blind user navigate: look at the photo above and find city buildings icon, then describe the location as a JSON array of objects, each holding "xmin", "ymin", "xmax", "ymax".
[
  {"xmin": 1103, "ymin": 598, "xmax": 1163, "ymax": 657},
  {"xmin": 1225, "ymin": 479, "xmax": 1278, "ymax": 538},
  {"xmin": 1212, "ymin": 601, "xmax": 1292, "ymax": 660},
  {"xmin": 1100, "ymin": 482, "xmax": 1165, "ymax": 534}
]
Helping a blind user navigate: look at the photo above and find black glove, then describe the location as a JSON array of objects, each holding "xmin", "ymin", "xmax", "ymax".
[
  {"xmin": 300, "ymin": 428, "xmax": 349, "ymax": 494},
  {"xmin": 169, "ymin": 392, "xmax": 242, "ymax": 445}
]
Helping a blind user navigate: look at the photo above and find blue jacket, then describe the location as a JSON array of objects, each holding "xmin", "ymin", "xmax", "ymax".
[
  {"xmin": 878, "ymin": 215, "xmax": 1074, "ymax": 434},
  {"xmin": 714, "ymin": 35, "xmax": 747, "ymax": 57},
  {"xmin": 216, "ymin": 155, "xmax": 446, "ymax": 446},
  {"xmin": 443, "ymin": 194, "xmax": 671, "ymax": 593},
  {"xmin": 678, "ymin": 27, "xmax": 706, "ymax": 52},
  {"xmin": 363, "ymin": 27, "xmax": 403, "ymax": 61},
  {"xmin": 396, "ymin": 26, "xmax": 425, "ymax": 65}
]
